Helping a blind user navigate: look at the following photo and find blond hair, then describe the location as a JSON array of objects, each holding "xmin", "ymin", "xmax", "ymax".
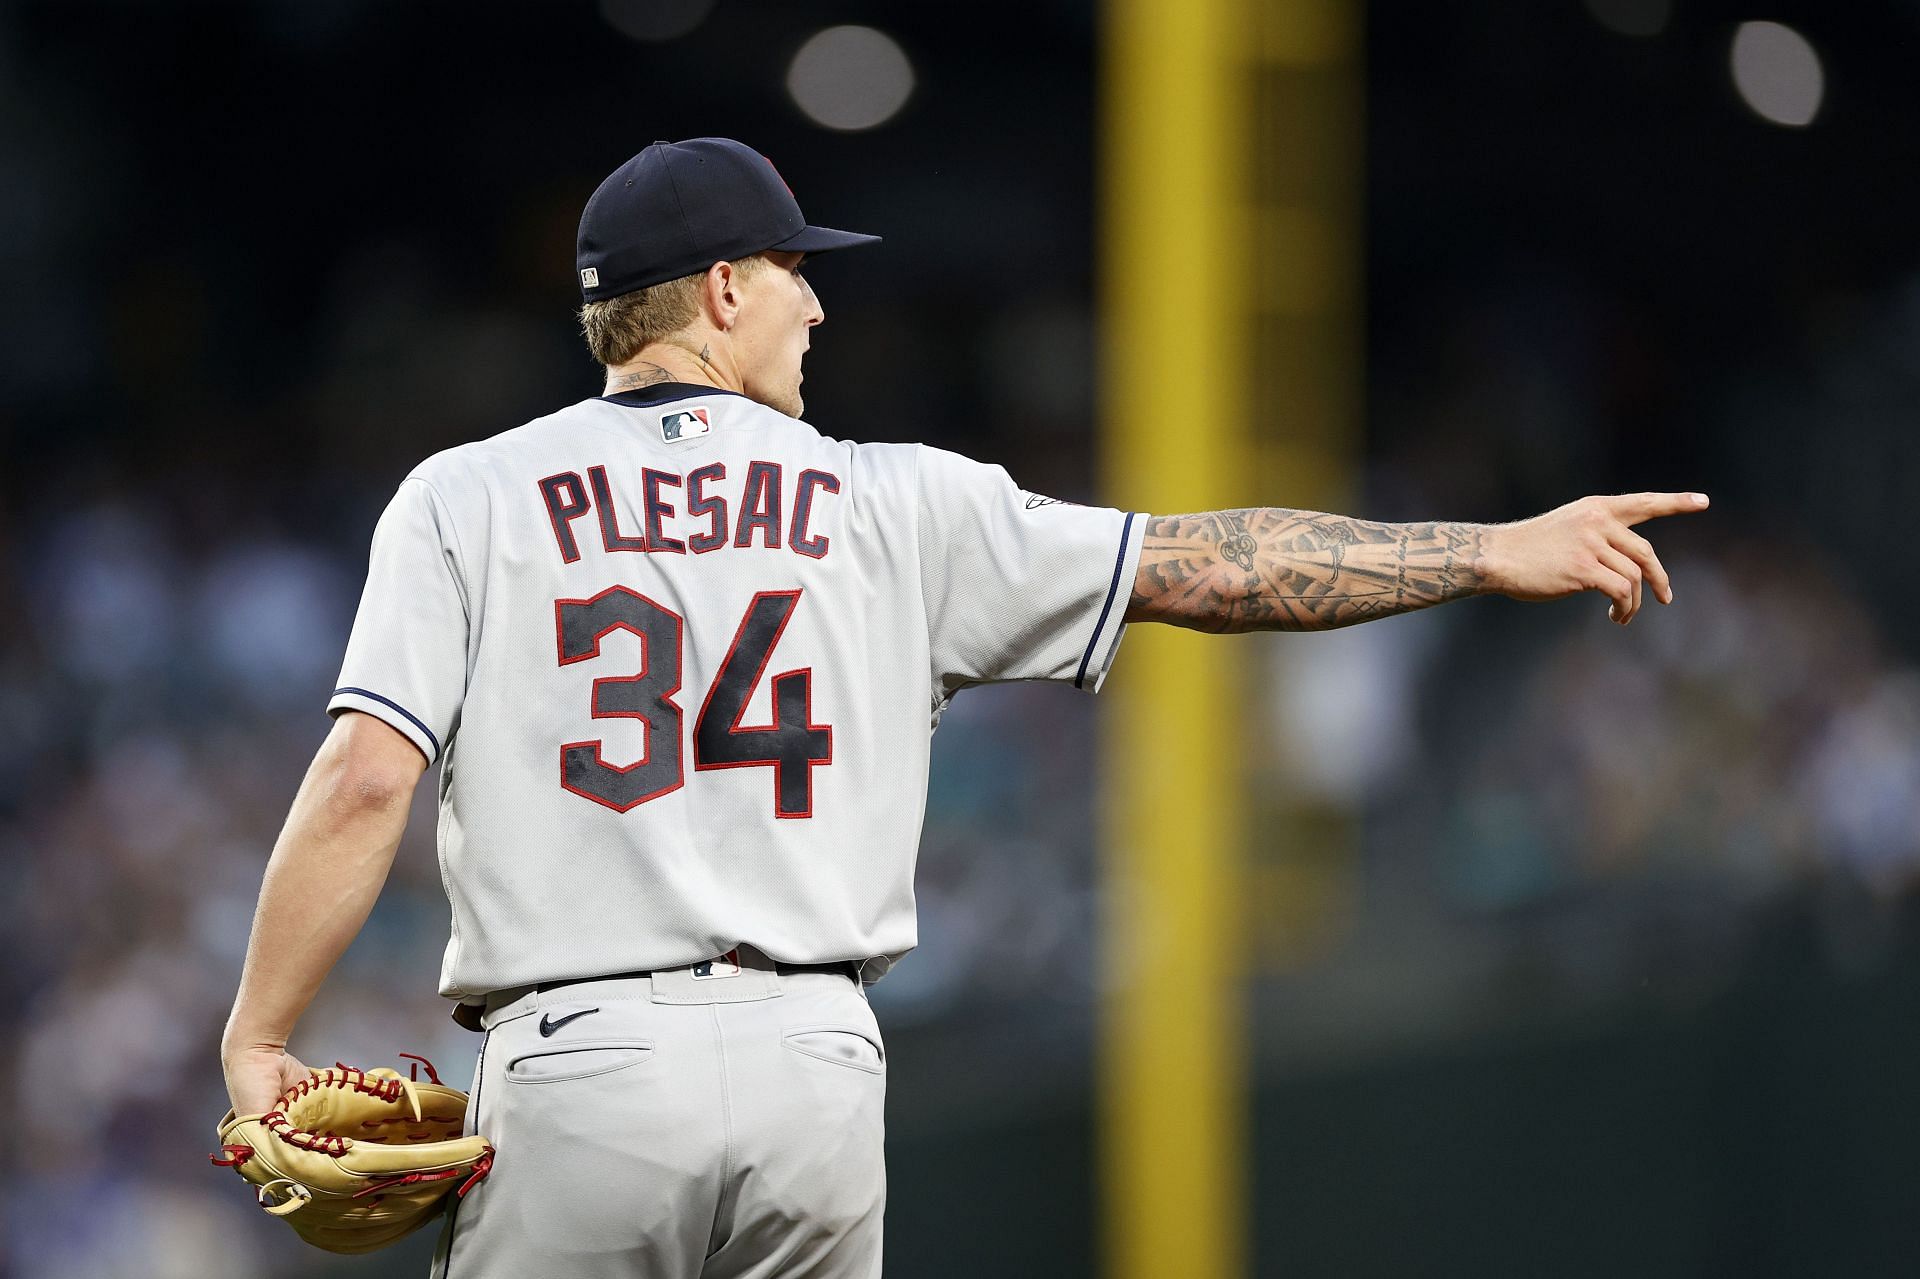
[{"xmin": 577, "ymin": 255, "xmax": 764, "ymax": 366}]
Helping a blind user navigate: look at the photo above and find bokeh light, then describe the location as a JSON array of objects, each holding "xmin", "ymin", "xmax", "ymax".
[
  {"xmin": 786, "ymin": 26, "xmax": 915, "ymax": 132},
  {"xmin": 1730, "ymin": 20, "xmax": 1824, "ymax": 127},
  {"xmin": 597, "ymin": 0, "xmax": 717, "ymax": 44},
  {"xmin": 1583, "ymin": 0, "xmax": 1671, "ymax": 38}
]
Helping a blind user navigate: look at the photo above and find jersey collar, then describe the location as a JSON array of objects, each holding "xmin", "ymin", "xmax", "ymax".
[{"xmin": 599, "ymin": 382, "xmax": 752, "ymax": 410}]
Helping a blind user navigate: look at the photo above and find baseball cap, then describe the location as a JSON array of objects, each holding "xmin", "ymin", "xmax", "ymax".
[{"xmin": 576, "ymin": 137, "xmax": 880, "ymax": 302}]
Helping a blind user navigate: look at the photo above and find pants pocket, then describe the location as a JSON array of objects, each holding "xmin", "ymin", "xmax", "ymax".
[
  {"xmin": 782, "ymin": 1025, "xmax": 885, "ymax": 1074},
  {"xmin": 504, "ymin": 1039, "xmax": 656, "ymax": 1084}
]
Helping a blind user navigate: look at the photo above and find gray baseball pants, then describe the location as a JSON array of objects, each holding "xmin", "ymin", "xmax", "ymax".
[{"xmin": 431, "ymin": 946, "xmax": 886, "ymax": 1278}]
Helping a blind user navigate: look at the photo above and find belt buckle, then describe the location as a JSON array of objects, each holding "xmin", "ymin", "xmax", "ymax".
[{"xmin": 690, "ymin": 948, "xmax": 742, "ymax": 980}]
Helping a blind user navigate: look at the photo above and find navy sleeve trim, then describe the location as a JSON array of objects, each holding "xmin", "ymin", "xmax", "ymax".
[
  {"xmin": 333, "ymin": 687, "xmax": 442, "ymax": 759},
  {"xmin": 1074, "ymin": 511, "xmax": 1137, "ymax": 691}
]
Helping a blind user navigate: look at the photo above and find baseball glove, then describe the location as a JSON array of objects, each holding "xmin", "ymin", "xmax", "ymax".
[{"xmin": 210, "ymin": 1054, "xmax": 493, "ymax": 1254}]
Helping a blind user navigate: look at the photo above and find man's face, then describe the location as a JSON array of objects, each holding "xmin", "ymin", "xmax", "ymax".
[{"xmin": 732, "ymin": 250, "xmax": 824, "ymax": 418}]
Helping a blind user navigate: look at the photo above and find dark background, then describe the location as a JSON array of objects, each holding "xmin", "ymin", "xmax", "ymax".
[{"xmin": 3, "ymin": 1, "xmax": 1918, "ymax": 1275}]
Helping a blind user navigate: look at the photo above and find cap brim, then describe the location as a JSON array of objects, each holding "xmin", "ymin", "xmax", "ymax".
[{"xmin": 769, "ymin": 224, "xmax": 881, "ymax": 255}]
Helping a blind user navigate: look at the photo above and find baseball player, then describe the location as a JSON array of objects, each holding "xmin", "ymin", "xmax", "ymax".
[{"xmin": 221, "ymin": 137, "xmax": 1706, "ymax": 1277}]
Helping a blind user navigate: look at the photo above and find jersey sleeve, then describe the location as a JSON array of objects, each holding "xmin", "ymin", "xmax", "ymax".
[
  {"xmin": 915, "ymin": 445, "xmax": 1146, "ymax": 700},
  {"xmin": 327, "ymin": 476, "xmax": 471, "ymax": 763}
]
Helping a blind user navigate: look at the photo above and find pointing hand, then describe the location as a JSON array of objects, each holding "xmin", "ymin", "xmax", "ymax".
[{"xmin": 1481, "ymin": 492, "xmax": 1710, "ymax": 624}]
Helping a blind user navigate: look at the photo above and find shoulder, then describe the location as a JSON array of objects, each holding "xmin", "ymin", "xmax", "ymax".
[
  {"xmin": 752, "ymin": 408, "xmax": 924, "ymax": 485},
  {"xmin": 899, "ymin": 444, "xmax": 1020, "ymax": 503},
  {"xmin": 428, "ymin": 400, "xmax": 604, "ymax": 470},
  {"xmin": 396, "ymin": 399, "xmax": 611, "ymax": 500},
  {"xmin": 796, "ymin": 440, "xmax": 1023, "ymax": 511},
  {"xmin": 802, "ymin": 437, "xmax": 932, "ymax": 511},
  {"xmin": 820, "ymin": 438, "xmax": 988, "ymax": 482}
]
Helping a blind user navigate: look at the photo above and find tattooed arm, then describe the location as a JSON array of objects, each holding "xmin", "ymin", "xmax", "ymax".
[
  {"xmin": 1126, "ymin": 492, "xmax": 1711, "ymax": 633},
  {"xmin": 1126, "ymin": 509, "xmax": 1486, "ymax": 632}
]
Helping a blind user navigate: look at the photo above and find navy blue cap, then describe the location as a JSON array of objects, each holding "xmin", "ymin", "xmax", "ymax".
[{"xmin": 576, "ymin": 137, "xmax": 880, "ymax": 301}]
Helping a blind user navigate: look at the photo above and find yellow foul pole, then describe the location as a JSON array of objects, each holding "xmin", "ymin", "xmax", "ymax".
[{"xmin": 1098, "ymin": 0, "xmax": 1249, "ymax": 1273}]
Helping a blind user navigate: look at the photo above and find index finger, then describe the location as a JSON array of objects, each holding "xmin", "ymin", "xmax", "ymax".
[{"xmin": 1607, "ymin": 491, "xmax": 1710, "ymax": 525}]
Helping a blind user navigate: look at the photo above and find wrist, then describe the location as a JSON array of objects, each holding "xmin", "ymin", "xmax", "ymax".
[
  {"xmin": 1472, "ymin": 522, "xmax": 1511, "ymax": 597},
  {"xmin": 221, "ymin": 1023, "xmax": 289, "ymax": 1064}
]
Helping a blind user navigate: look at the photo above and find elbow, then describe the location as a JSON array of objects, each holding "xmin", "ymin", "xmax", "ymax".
[
  {"xmin": 333, "ymin": 765, "xmax": 412, "ymax": 815},
  {"xmin": 313, "ymin": 753, "xmax": 413, "ymax": 820},
  {"xmin": 1125, "ymin": 590, "xmax": 1243, "ymax": 634},
  {"xmin": 311, "ymin": 712, "xmax": 428, "ymax": 818},
  {"xmin": 1123, "ymin": 588, "xmax": 1194, "ymax": 630}
]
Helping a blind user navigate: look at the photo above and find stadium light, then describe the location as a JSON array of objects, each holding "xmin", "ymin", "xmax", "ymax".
[
  {"xmin": 598, "ymin": 0, "xmax": 716, "ymax": 43},
  {"xmin": 787, "ymin": 26, "xmax": 915, "ymax": 132},
  {"xmin": 1584, "ymin": 0, "xmax": 1671, "ymax": 38},
  {"xmin": 1730, "ymin": 20, "xmax": 1824, "ymax": 127}
]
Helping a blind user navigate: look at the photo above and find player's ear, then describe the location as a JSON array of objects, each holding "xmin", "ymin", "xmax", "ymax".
[{"xmin": 705, "ymin": 260, "xmax": 741, "ymax": 331}]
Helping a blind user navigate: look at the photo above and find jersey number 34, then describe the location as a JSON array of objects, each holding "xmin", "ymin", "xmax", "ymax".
[{"xmin": 554, "ymin": 586, "xmax": 831, "ymax": 819}]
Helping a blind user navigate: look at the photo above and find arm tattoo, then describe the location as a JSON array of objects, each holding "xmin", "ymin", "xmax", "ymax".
[
  {"xmin": 604, "ymin": 363, "xmax": 677, "ymax": 392},
  {"xmin": 1126, "ymin": 508, "xmax": 1488, "ymax": 633}
]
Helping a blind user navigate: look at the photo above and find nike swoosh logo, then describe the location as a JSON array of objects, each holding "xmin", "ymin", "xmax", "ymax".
[{"xmin": 538, "ymin": 1007, "xmax": 599, "ymax": 1037}]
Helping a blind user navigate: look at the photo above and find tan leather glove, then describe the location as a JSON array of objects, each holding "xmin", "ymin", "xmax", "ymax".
[{"xmin": 211, "ymin": 1056, "xmax": 492, "ymax": 1254}]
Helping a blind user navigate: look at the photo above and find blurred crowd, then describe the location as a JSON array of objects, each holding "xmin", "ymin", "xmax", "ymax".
[
  {"xmin": 1426, "ymin": 544, "xmax": 1920, "ymax": 910},
  {"xmin": 1252, "ymin": 540, "xmax": 1920, "ymax": 1060}
]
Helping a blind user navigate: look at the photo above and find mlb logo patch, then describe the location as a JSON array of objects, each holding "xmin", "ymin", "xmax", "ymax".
[
  {"xmin": 691, "ymin": 948, "xmax": 741, "ymax": 980},
  {"xmin": 661, "ymin": 407, "xmax": 712, "ymax": 442}
]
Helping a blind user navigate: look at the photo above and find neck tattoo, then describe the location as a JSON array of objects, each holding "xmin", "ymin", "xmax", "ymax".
[{"xmin": 605, "ymin": 364, "xmax": 676, "ymax": 392}]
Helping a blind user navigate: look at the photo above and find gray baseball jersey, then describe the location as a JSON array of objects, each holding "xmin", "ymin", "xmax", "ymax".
[{"xmin": 329, "ymin": 383, "xmax": 1145, "ymax": 998}]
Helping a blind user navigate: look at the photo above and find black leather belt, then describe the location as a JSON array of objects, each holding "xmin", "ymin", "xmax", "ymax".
[
  {"xmin": 453, "ymin": 959, "xmax": 863, "ymax": 1031},
  {"xmin": 536, "ymin": 959, "xmax": 861, "ymax": 994}
]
